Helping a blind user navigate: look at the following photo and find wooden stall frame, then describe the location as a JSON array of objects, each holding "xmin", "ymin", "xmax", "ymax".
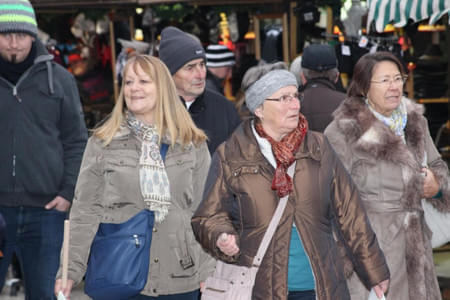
[{"xmin": 253, "ymin": 13, "xmax": 289, "ymax": 64}]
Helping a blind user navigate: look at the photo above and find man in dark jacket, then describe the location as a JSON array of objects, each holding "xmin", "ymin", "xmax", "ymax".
[
  {"xmin": 0, "ymin": 1, "xmax": 87, "ymax": 298},
  {"xmin": 159, "ymin": 27, "xmax": 240, "ymax": 154},
  {"xmin": 298, "ymin": 44, "xmax": 346, "ymax": 133}
]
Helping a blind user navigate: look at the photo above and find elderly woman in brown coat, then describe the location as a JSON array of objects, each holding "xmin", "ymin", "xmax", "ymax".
[
  {"xmin": 325, "ymin": 51, "xmax": 450, "ymax": 300},
  {"xmin": 192, "ymin": 67, "xmax": 390, "ymax": 300}
]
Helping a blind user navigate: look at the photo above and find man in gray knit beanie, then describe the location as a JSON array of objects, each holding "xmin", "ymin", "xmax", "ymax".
[{"xmin": 158, "ymin": 26, "xmax": 240, "ymax": 154}]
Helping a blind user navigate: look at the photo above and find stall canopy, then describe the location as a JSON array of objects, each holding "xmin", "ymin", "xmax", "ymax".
[
  {"xmin": 30, "ymin": 0, "xmax": 279, "ymax": 8},
  {"xmin": 367, "ymin": 0, "xmax": 450, "ymax": 32}
]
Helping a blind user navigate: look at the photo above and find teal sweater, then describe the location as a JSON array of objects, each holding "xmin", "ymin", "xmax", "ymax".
[{"xmin": 288, "ymin": 225, "xmax": 315, "ymax": 291}]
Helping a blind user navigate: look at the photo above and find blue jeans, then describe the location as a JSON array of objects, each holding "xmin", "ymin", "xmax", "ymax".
[
  {"xmin": 288, "ymin": 290, "xmax": 316, "ymax": 300},
  {"xmin": 0, "ymin": 206, "xmax": 66, "ymax": 300},
  {"xmin": 128, "ymin": 289, "xmax": 200, "ymax": 300}
]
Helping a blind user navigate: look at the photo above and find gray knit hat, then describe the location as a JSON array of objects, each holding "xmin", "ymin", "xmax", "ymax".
[
  {"xmin": 0, "ymin": 0, "xmax": 38, "ymax": 37},
  {"xmin": 245, "ymin": 70, "xmax": 298, "ymax": 113},
  {"xmin": 159, "ymin": 26, "xmax": 206, "ymax": 75}
]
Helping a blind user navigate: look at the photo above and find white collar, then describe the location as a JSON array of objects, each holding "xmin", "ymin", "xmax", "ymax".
[{"xmin": 251, "ymin": 120, "xmax": 277, "ymax": 168}]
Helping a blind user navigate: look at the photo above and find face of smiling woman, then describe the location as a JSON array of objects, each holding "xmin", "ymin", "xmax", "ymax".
[
  {"xmin": 367, "ymin": 61, "xmax": 404, "ymax": 117},
  {"xmin": 123, "ymin": 63, "xmax": 158, "ymax": 124}
]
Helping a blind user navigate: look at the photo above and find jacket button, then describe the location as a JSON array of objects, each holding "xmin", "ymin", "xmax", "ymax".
[
  {"xmin": 153, "ymin": 227, "xmax": 157, "ymax": 232},
  {"xmin": 154, "ymin": 258, "xmax": 159, "ymax": 263},
  {"xmin": 253, "ymin": 169, "xmax": 258, "ymax": 173},
  {"xmin": 153, "ymin": 289, "xmax": 157, "ymax": 293},
  {"xmin": 233, "ymin": 172, "xmax": 238, "ymax": 176}
]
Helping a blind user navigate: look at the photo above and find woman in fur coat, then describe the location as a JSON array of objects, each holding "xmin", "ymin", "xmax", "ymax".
[{"xmin": 325, "ymin": 51, "xmax": 449, "ymax": 300}]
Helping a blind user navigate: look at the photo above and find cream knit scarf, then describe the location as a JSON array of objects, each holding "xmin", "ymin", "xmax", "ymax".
[{"xmin": 126, "ymin": 112, "xmax": 171, "ymax": 223}]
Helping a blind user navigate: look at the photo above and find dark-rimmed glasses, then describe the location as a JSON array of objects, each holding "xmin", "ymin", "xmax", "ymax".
[{"xmin": 265, "ymin": 92, "xmax": 300, "ymax": 104}]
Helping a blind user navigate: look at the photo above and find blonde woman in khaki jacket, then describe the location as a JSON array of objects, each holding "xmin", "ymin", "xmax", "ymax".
[{"xmin": 54, "ymin": 55, "xmax": 213, "ymax": 300}]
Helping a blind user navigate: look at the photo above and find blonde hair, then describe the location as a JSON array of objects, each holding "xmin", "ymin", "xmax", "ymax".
[{"xmin": 93, "ymin": 54, "xmax": 207, "ymax": 147}]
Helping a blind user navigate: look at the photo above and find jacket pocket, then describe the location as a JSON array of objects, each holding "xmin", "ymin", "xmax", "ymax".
[
  {"xmin": 350, "ymin": 158, "xmax": 378, "ymax": 196},
  {"xmin": 102, "ymin": 155, "xmax": 139, "ymax": 204},
  {"xmin": 167, "ymin": 229, "xmax": 199, "ymax": 278},
  {"xmin": 229, "ymin": 165, "xmax": 270, "ymax": 227},
  {"xmin": 369, "ymin": 212, "xmax": 405, "ymax": 248},
  {"xmin": 165, "ymin": 151, "xmax": 195, "ymax": 209},
  {"xmin": 35, "ymin": 83, "xmax": 63, "ymax": 124}
]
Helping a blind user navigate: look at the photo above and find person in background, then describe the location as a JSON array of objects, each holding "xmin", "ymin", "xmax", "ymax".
[
  {"xmin": 289, "ymin": 54, "xmax": 303, "ymax": 90},
  {"xmin": 158, "ymin": 26, "xmax": 240, "ymax": 154},
  {"xmin": 205, "ymin": 44, "xmax": 235, "ymax": 95},
  {"xmin": 325, "ymin": 51, "xmax": 450, "ymax": 300},
  {"xmin": 192, "ymin": 67, "xmax": 390, "ymax": 300},
  {"xmin": 298, "ymin": 44, "xmax": 345, "ymax": 133},
  {"xmin": 54, "ymin": 55, "xmax": 213, "ymax": 300},
  {"xmin": 0, "ymin": 1, "xmax": 88, "ymax": 299}
]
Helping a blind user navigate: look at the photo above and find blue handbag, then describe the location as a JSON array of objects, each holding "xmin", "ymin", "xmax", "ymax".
[
  {"xmin": 84, "ymin": 143, "xmax": 169, "ymax": 300},
  {"xmin": 84, "ymin": 210, "xmax": 155, "ymax": 300}
]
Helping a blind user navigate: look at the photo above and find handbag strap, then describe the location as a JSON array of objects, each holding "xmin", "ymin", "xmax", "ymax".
[
  {"xmin": 160, "ymin": 143, "xmax": 169, "ymax": 161},
  {"xmin": 252, "ymin": 162, "xmax": 296, "ymax": 267}
]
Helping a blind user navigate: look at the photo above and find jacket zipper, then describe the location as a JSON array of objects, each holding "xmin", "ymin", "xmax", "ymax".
[
  {"xmin": 12, "ymin": 154, "xmax": 16, "ymax": 177},
  {"xmin": 1, "ymin": 62, "xmax": 42, "ymax": 189}
]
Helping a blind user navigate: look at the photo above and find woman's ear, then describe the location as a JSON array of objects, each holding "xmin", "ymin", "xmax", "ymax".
[{"xmin": 254, "ymin": 106, "xmax": 263, "ymax": 119}]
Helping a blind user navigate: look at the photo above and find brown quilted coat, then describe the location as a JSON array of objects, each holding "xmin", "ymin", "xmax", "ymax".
[{"xmin": 192, "ymin": 119, "xmax": 390, "ymax": 300}]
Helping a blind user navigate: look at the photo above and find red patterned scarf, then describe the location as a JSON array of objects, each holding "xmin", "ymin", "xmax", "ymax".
[{"xmin": 255, "ymin": 114, "xmax": 308, "ymax": 197}]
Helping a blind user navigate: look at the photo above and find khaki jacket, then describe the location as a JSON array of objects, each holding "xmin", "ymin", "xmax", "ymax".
[
  {"xmin": 61, "ymin": 127, "xmax": 214, "ymax": 296},
  {"xmin": 192, "ymin": 119, "xmax": 389, "ymax": 300}
]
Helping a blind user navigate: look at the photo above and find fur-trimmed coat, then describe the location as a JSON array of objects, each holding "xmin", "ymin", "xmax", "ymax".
[{"xmin": 325, "ymin": 96, "xmax": 450, "ymax": 300}]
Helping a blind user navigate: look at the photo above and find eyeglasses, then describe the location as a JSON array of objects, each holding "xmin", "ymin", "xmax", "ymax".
[
  {"xmin": 370, "ymin": 75, "xmax": 408, "ymax": 87},
  {"xmin": 265, "ymin": 92, "xmax": 300, "ymax": 104}
]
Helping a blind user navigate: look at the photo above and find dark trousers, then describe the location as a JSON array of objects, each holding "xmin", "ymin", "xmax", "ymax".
[
  {"xmin": 128, "ymin": 289, "xmax": 200, "ymax": 300},
  {"xmin": 288, "ymin": 290, "xmax": 316, "ymax": 300},
  {"xmin": 0, "ymin": 206, "xmax": 66, "ymax": 300}
]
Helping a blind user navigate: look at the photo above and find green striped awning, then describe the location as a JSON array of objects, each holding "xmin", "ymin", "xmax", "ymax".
[{"xmin": 367, "ymin": 0, "xmax": 450, "ymax": 32}]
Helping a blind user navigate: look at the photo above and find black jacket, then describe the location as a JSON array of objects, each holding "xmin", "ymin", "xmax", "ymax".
[
  {"xmin": 205, "ymin": 70, "xmax": 224, "ymax": 95},
  {"xmin": 183, "ymin": 89, "xmax": 240, "ymax": 154},
  {"xmin": 0, "ymin": 40, "xmax": 88, "ymax": 207},
  {"xmin": 300, "ymin": 78, "xmax": 346, "ymax": 133}
]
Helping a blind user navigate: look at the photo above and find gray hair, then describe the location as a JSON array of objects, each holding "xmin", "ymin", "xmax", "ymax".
[
  {"xmin": 302, "ymin": 67, "xmax": 339, "ymax": 83},
  {"xmin": 241, "ymin": 61, "xmax": 287, "ymax": 92},
  {"xmin": 289, "ymin": 55, "xmax": 303, "ymax": 86}
]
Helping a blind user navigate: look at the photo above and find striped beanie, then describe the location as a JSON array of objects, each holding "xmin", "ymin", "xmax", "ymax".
[
  {"xmin": 205, "ymin": 44, "xmax": 235, "ymax": 68},
  {"xmin": 0, "ymin": 0, "xmax": 38, "ymax": 37}
]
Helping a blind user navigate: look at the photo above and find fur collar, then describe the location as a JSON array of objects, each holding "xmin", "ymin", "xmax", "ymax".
[
  {"xmin": 333, "ymin": 96, "xmax": 426, "ymax": 171},
  {"xmin": 333, "ymin": 96, "xmax": 429, "ymax": 212}
]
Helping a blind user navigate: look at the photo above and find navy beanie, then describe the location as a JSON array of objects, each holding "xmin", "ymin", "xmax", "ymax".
[{"xmin": 159, "ymin": 26, "xmax": 206, "ymax": 75}]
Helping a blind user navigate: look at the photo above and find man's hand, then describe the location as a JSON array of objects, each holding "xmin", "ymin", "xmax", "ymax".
[
  {"xmin": 372, "ymin": 279, "xmax": 389, "ymax": 299},
  {"xmin": 217, "ymin": 233, "xmax": 239, "ymax": 256},
  {"xmin": 45, "ymin": 196, "xmax": 71, "ymax": 212}
]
